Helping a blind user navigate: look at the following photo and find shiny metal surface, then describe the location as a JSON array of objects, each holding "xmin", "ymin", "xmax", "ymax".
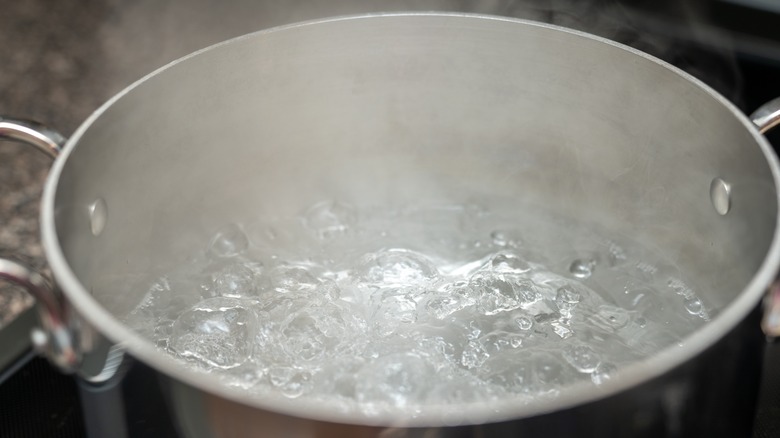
[
  {"xmin": 710, "ymin": 177, "xmax": 732, "ymax": 215},
  {"xmin": 5, "ymin": 12, "xmax": 779, "ymax": 437},
  {"xmin": 747, "ymin": 98, "xmax": 780, "ymax": 340},
  {"xmin": 763, "ymin": 282, "xmax": 780, "ymax": 339},
  {"xmin": 0, "ymin": 121, "xmax": 80, "ymax": 370},
  {"xmin": 0, "ymin": 258, "xmax": 79, "ymax": 371},
  {"xmin": 0, "ymin": 118, "xmax": 124, "ymax": 380},
  {"xmin": 0, "ymin": 117, "xmax": 65, "ymax": 159},
  {"xmin": 751, "ymin": 97, "xmax": 780, "ymax": 134},
  {"xmin": 752, "ymin": 98, "xmax": 780, "ymax": 340}
]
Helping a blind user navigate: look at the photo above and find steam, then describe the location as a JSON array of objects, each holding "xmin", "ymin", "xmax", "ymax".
[{"xmin": 98, "ymin": 0, "xmax": 740, "ymax": 102}]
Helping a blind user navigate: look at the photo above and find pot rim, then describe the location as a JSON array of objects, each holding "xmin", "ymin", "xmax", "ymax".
[{"xmin": 39, "ymin": 12, "xmax": 780, "ymax": 427}]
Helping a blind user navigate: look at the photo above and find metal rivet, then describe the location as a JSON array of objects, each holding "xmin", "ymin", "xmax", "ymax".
[
  {"xmin": 30, "ymin": 328, "xmax": 49, "ymax": 352},
  {"xmin": 710, "ymin": 177, "xmax": 731, "ymax": 216},
  {"xmin": 88, "ymin": 198, "xmax": 108, "ymax": 236}
]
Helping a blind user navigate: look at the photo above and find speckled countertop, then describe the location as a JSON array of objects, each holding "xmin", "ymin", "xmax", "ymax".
[{"xmin": 0, "ymin": 1, "xmax": 111, "ymax": 326}]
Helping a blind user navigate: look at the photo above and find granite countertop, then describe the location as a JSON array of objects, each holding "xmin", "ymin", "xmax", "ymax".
[{"xmin": 0, "ymin": 1, "xmax": 110, "ymax": 327}]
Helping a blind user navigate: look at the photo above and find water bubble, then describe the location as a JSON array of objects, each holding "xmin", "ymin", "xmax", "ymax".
[
  {"xmin": 251, "ymin": 309, "xmax": 282, "ymax": 356},
  {"xmin": 555, "ymin": 286, "xmax": 581, "ymax": 314},
  {"xmin": 461, "ymin": 340, "xmax": 490, "ymax": 369},
  {"xmin": 607, "ymin": 242, "xmax": 627, "ymax": 267},
  {"xmin": 279, "ymin": 304, "xmax": 352, "ymax": 362},
  {"xmin": 428, "ymin": 373, "xmax": 499, "ymax": 404},
  {"xmin": 466, "ymin": 321, "xmax": 483, "ymax": 341},
  {"xmin": 405, "ymin": 332, "xmax": 456, "ymax": 366},
  {"xmin": 170, "ymin": 297, "xmax": 257, "ymax": 369},
  {"xmin": 268, "ymin": 367, "xmax": 312, "ymax": 398},
  {"xmin": 302, "ymin": 200, "xmax": 356, "ymax": 239},
  {"xmin": 589, "ymin": 305, "xmax": 630, "ymax": 331},
  {"xmin": 623, "ymin": 288, "xmax": 653, "ymax": 309},
  {"xmin": 281, "ymin": 315, "xmax": 328, "ymax": 361},
  {"xmin": 562, "ymin": 345, "xmax": 601, "ymax": 373},
  {"xmin": 534, "ymin": 354, "xmax": 573, "ymax": 385},
  {"xmin": 551, "ymin": 321, "xmax": 574, "ymax": 339},
  {"xmin": 479, "ymin": 331, "xmax": 516, "ymax": 355},
  {"xmin": 212, "ymin": 262, "xmax": 261, "ymax": 298},
  {"xmin": 526, "ymin": 298, "xmax": 561, "ymax": 325},
  {"xmin": 220, "ymin": 363, "xmax": 265, "ymax": 390},
  {"xmin": 255, "ymin": 293, "xmax": 309, "ymax": 318},
  {"xmin": 355, "ymin": 353, "xmax": 435, "ymax": 408},
  {"xmin": 490, "ymin": 231, "xmax": 509, "ymax": 247},
  {"xmin": 684, "ymin": 296, "xmax": 703, "ymax": 315},
  {"xmin": 370, "ymin": 288, "xmax": 419, "ymax": 335},
  {"xmin": 471, "ymin": 274, "xmax": 539, "ymax": 316},
  {"xmin": 515, "ymin": 316, "xmax": 534, "ymax": 331},
  {"xmin": 556, "ymin": 286, "xmax": 581, "ymax": 304},
  {"xmin": 127, "ymin": 203, "xmax": 713, "ymax": 411},
  {"xmin": 590, "ymin": 362, "xmax": 617, "ymax": 385},
  {"xmin": 269, "ymin": 265, "xmax": 321, "ymax": 294},
  {"xmin": 482, "ymin": 361, "xmax": 534, "ymax": 394},
  {"xmin": 357, "ymin": 249, "xmax": 438, "ymax": 287},
  {"xmin": 489, "ymin": 251, "xmax": 531, "ymax": 274},
  {"xmin": 473, "ymin": 277, "xmax": 521, "ymax": 315},
  {"xmin": 636, "ymin": 262, "xmax": 658, "ymax": 276},
  {"xmin": 208, "ymin": 224, "xmax": 249, "ymax": 258},
  {"xmin": 569, "ymin": 259, "xmax": 596, "ymax": 279},
  {"xmin": 419, "ymin": 282, "xmax": 475, "ymax": 320},
  {"xmin": 311, "ymin": 357, "xmax": 364, "ymax": 399},
  {"xmin": 667, "ymin": 278, "xmax": 694, "ymax": 299},
  {"xmin": 125, "ymin": 273, "xmax": 210, "ymax": 344}
]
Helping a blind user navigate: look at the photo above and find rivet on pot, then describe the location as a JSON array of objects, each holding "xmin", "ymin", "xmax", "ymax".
[
  {"xmin": 30, "ymin": 328, "xmax": 48, "ymax": 352},
  {"xmin": 710, "ymin": 177, "xmax": 731, "ymax": 216},
  {"xmin": 88, "ymin": 198, "xmax": 108, "ymax": 236}
]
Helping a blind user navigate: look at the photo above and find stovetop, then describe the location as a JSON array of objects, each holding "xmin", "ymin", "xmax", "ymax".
[{"xmin": 1, "ymin": 1, "xmax": 779, "ymax": 437}]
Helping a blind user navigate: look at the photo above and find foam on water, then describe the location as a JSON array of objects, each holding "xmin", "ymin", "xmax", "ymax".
[{"xmin": 122, "ymin": 201, "xmax": 711, "ymax": 414}]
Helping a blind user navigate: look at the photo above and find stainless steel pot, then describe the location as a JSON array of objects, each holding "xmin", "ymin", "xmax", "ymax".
[{"xmin": 3, "ymin": 13, "xmax": 780, "ymax": 438}]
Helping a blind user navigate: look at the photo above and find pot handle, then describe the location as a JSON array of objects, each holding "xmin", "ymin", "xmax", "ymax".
[
  {"xmin": 0, "ymin": 116, "xmax": 81, "ymax": 371},
  {"xmin": 750, "ymin": 99, "xmax": 780, "ymax": 339},
  {"xmin": 0, "ymin": 116, "xmax": 66, "ymax": 158},
  {"xmin": 751, "ymin": 97, "xmax": 780, "ymax": 135}
]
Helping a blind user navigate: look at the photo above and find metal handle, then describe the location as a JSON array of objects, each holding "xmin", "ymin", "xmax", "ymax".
[
  {"xmin": 764, "ymin": 283, "xmax": 780, "ymax": 339},
  {"xmin": 0, "ymin": 116, "xmax": 82, "ymax": 371},
  {"xmin": 0, "ymin": 116, "xmax": 66, "ymax": 159},
  {"xmin": 751, "ymin": 97, "xmax": 780, "ymax": 135},
  {"xmin": 750, "ymin": 100, "xmax": 780, "ymax": 339},
  {"xmin": 1, "ymin": 117, "xmax": 126, "ymax": 379},
  {"xmin": 0, "ymin": 259, "xmax": 80, "ymax": 370}
]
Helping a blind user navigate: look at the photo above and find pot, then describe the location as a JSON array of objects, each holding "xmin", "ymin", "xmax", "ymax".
[{"xmin": 2, "ymin": 13, "xmax": 780, "ymax": 438}]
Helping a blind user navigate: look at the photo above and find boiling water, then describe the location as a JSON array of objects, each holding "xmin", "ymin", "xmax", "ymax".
[{"xmin": 123, "ymin": 201, "xmax": 709, "ymax": 414}]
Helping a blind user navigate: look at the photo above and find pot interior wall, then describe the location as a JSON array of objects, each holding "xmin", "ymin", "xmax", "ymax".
[{"xmin": 53, "ymin": 16, "xmax": 776, "ymax": 330}]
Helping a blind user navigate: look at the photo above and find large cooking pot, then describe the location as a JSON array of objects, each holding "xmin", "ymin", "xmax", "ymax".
[{"xmin": 3, "ymin": 13, "xmax": 780, "ymax": 438}]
